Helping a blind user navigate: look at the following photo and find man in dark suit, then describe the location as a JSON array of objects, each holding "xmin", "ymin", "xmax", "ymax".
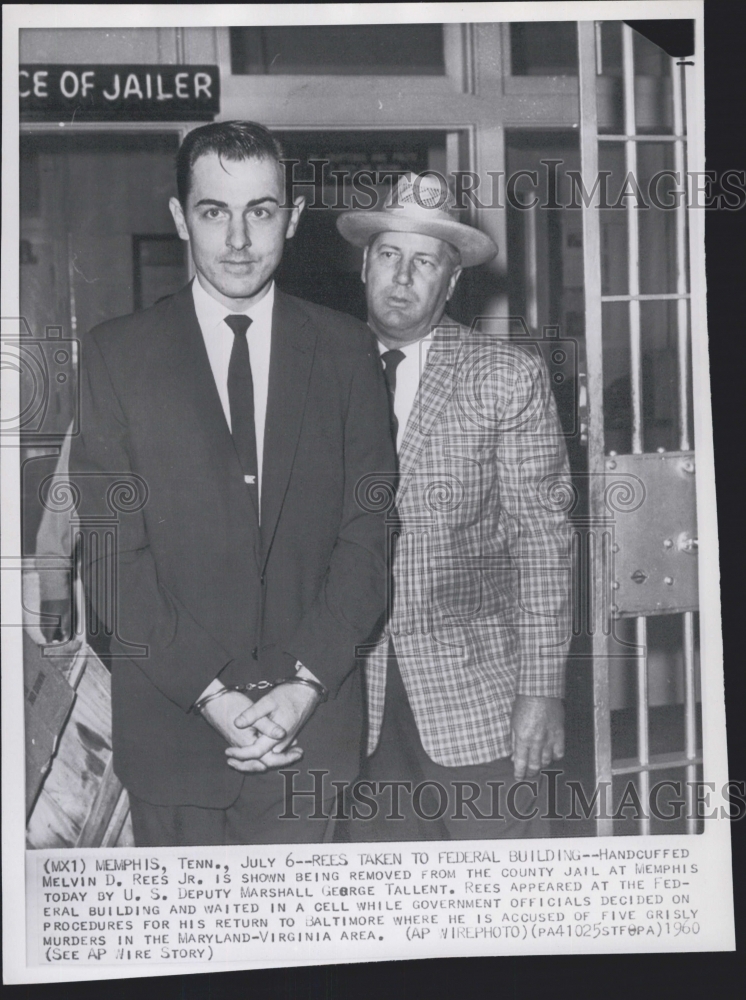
[{"xmin": 70, "ymin": 121, "xmax": 395, "ymax": 846}]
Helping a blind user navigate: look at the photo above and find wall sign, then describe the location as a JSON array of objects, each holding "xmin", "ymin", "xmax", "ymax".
[{"xmin": 20, "ymin": 65, "xmax": 220, "ymax": 122}]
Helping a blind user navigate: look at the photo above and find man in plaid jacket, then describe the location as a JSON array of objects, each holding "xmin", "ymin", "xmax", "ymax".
[{"xmin": 337, "ymin": 173, "xmax": 571, "ymax": 840}]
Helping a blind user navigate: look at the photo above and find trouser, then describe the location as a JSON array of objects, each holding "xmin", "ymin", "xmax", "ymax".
[
  {"xmin": 348, "ymin": 654, "xmax": 550, "ymax": 842},
  {"xmin": 128, "ymin": 768, "xmax": 337, "ymax": 847}
]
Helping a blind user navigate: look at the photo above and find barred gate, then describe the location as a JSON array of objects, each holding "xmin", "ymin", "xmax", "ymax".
[{"xmin": 577, "ymin": 22, "xmax": 700, "ymax": 835}]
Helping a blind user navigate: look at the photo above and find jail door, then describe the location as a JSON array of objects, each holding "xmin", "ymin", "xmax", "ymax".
[{"xmin": 577, "ymin": 23, "xmax": 700, "ymax": 835}]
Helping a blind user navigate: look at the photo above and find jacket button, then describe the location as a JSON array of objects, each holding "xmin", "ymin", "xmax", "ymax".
[
  {"xmin": 252, "ymin": 647, "xmax": 258, "ymax": 661},
  {"xmin": 260, "ymin": 575, "xmax": 266, "ymax": 586}
]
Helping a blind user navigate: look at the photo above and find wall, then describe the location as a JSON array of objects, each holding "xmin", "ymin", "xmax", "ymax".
[{"xmin": 20, "ymin": 27, "xmax": 218, "ymax": 65}]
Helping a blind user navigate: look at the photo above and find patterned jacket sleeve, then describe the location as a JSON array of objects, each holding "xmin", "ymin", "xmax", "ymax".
[{"xmin": 491, "ymin": 343, "xmax": 571, "ymax": 698}]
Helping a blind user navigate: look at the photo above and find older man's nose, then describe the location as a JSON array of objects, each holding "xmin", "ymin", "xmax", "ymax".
[{"xmin": 393, "ymin": 259, "xmax": 414, "ymax": 285}]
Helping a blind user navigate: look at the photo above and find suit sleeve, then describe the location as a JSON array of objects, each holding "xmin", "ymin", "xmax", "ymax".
[
  {"xmin": 492, "ymin": 346, "xmax": 571, "ymax": 699},
  {"xmin": 284, "ymin": 342, "xmax": 395, "ymax": 696},
  {"xmin": 70, "ymin": 331, "xmax": 233, "ymax": 712}
]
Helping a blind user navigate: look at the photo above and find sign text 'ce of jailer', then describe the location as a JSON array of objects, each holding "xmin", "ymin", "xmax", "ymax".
[{"xmin": 19, "ymin": 65, "xmax": 221, "ymax": 122}]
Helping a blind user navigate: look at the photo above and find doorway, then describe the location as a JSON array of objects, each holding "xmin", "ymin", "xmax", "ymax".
[
  {"xmin": 19, "ymin": 130, "xmax": 187, "ymax": 553},
  {"xmin": 504, "ymin": 114, "xmax": 702, "ymax": 835}
]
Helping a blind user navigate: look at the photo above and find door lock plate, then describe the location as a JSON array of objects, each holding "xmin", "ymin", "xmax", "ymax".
[{"xmin": 609, "ymin": 451, "xmax": 698, "ymax": 615}]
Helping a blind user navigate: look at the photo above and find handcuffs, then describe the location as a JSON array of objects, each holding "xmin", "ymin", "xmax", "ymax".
[{"xmin": 193, "ymin": 676, "xmax": 327, "ymax": 715}]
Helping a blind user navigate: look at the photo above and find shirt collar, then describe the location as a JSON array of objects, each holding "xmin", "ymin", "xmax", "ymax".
[
  {"xmin": 192, "ymin": 276, "xmax": 275, "ymax": 333},
  {"xmin": 376, "ymin": 333, "xmax": 434, "ymax": 362},
  {"xmin": 374, "ymin": 310, "xmax": 460, "ymax": 357}
]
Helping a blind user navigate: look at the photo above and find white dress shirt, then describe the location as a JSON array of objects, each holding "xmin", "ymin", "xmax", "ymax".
[
  {"xmin": 192, "ymin": 276, "xmax": 274, "ymax": 501},
  {"xmin": 377, "ymin": 335, "xmax": 435, "ymax": 452}
]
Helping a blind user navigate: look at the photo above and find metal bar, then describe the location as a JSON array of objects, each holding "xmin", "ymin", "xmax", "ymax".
[
  {"xmin": 682, "ymin": 51, "xmax": 709, "ymax": 841},
  {"xmin": 674, "ymin": 58, "xmax": 699, "ymax": 834},
  {"xmin": 587, "ymin": 530, "xmax": 597, "ymax": 637},
  {"xmin": 602, "ymin": 530, "xmax": 613, "ymax": 637},
  {"xmin": 601, "ymin": 294, "xmax": 690, "ymax": 302},
  {"xmin": 523, "ymin": 199, "xmax": 539, "ymax": 331},
  {"xmin": 672, "ymin": 57, "xmax": 700, "ymax": 836},
  {"xmin": 612, "ymin": 749, "xmax": 703, "ymax": 776},
  {"xmin": 572, "ymin": 529, "xmax": 582, "ymax": 637},
  {"xmin": 578, "ymin": 21, "xmax": 614, "ymax": 837},
  {"xmin": 672, "ymin": 58, "xmax": 691, "ymax": 452},
  {"xmin": 174, "ymin": 27, "xmax": 186, "ymax": 65},
  {"xmin": 635, "ymin": 616, "xmax": 651, "ymax": 834},
  {"xmin": 622, "ymin": 24, "xmax": 643, "ymax": 455},
  {"xmin": 676, "ymin": 302, "xmax": 691, "ymax": 437},
  {"xmin": 21, "ymin": 121, "xmax": 192, "ymax": 135},
  {"xmin": 683, "ymin": 611, "xmax": 698, "ymax": 833},
  {"xmin": 622, "ymin": 26, "xmax": 651, "ymax": 835},
  {"xmin": 598, "ymin": 134, "xmax": 685, "ymax": 142}
]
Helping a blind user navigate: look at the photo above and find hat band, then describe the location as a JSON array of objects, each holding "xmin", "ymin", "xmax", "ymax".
[{"xmin": 380, "ymin": 203, "xmax": 460, "ymax": 224}]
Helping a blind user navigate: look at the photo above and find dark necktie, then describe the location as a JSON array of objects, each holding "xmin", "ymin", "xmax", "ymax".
[
  {"xmin": 380, "ymin": 348, "xmax": 406, "ymax": 447},
  {"xmin": 225, "ymin": 314, "xmax": 258, "ymax": 509}
]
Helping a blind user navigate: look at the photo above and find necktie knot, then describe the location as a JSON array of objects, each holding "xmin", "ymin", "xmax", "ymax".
[
  {"xmin": 225, "ymin": 314, "xmax": 252, "ymax": 338},
  {"xmin": 381, "ymin": 349, "xmax": 405, "ymax": 391}
]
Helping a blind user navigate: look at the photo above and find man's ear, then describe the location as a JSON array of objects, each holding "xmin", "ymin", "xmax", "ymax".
[
  {"xmin": 447, "ymin": 266, "xmax": 463, "ymax": 301},
  {"xmin": 169, "ymin": 197, "xmax": 190, "ymax": 242},
  {"xmin": 285, "ymin": 196, "xmax": 306, "ymax": 240},
  {"xmin": 361, "ymin": 245, "xmax": 369, "ymax": 284}
]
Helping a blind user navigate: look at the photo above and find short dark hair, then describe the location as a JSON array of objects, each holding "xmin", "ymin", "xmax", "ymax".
[{"xmin": 176, "ymin": 120, "xmax": 285, "ymax": 205}]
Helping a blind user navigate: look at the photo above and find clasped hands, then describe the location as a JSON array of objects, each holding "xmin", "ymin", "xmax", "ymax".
[
  {"xmin": 200, "ymin": 681, "xmax": 563, "ymax": 778},
  {"xmin": 198, "ymin": 670, "xmax": 322, "ymax": 773}
]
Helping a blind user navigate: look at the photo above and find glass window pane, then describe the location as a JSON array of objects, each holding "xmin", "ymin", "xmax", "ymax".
[
  {"xmin": 597, "ymin": 22, "xmax": 624, "ymax": 134},
  {"xmin": 633, "ymin": 30, "xmax": 674, "ymax": 134},
  {"xmin": 230, "ymin": 25, "xmax": 445, "ymax": 75},
  {"xmin": 637, "ymin": 143, "xmax": 683, "ymax": 295},
  {"xmin": 597, "ymin": 23, "xmax": 674, "ymax": 135},
  {"xmin": 510, "ymin": 22, "xmax": 578, "ymax": 75}
]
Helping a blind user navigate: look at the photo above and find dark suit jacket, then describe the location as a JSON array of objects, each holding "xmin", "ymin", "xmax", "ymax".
[{"xmin": 70, "ymin": 283, "xmax": 395, "ymax": 807}]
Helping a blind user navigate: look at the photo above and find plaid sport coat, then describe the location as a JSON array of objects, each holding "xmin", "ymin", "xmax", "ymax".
[{"xmin": 364, "ymin": 320, "xmax": 572, "ymax": 766}]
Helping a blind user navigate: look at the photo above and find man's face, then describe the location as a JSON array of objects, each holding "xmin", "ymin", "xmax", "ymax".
[
  {"xmin": 169, "ymin": 153, "xmax": 304, "ymax": 309},
  {"xmin": 362, "ymin": 231, "xmax": 462, "ymax": 347}
]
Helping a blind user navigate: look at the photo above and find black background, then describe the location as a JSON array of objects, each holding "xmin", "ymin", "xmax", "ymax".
[{"xmin": 4, "ymin": 7, "xmax": 745, "ymax": 998}]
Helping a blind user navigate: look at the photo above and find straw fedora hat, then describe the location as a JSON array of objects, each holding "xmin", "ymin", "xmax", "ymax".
[{"xmin": 336, "ymin": 172, "xmax": 497, "ymax": 268}]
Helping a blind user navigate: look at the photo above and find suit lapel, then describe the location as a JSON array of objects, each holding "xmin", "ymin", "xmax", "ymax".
[
  {"xmin": 397, "ymin": 321, "xmax": 461, "ymax": 489},
  {"xmin": 260, "ymin": 290, "xmax": 317, "ymax": 567},
  {"xmin": 155, "ymin": 283, "xmax": 259, "ymax": 562}
]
